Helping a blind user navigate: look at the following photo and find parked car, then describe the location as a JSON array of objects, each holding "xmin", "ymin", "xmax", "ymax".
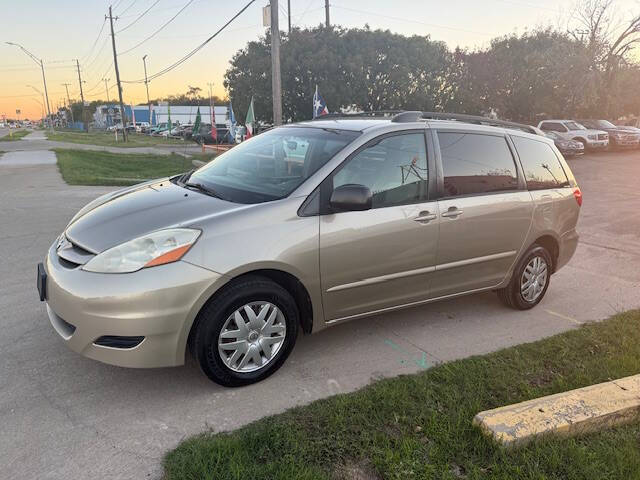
[
  {"xmin": 192, "ymin": 124, "xmax": 234, "ymax": 144},
  {"xmin": 576, "ymin": 119, "xmax": 640, "ymax": 150},
  {"xmin": 538, "ymin": 119, "xmax": 608, "ymax": 150},
  {"xmin": 150, "ymin": 123, "xmax": 170, "ymax": 136},
  {"xmin": 38, "ymin": 112, "xmax": 581, "ymax": 386},
  {"xmin": 544, "ymin": 131, "xmax": 584, "ymax": 156},
  {"xmin": 134, "ymin": 122, "xmax": 150, "ymax": 133}
]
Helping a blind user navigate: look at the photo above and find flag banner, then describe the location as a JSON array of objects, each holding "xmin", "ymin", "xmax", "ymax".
[
  {"xmin": 313, "ymin": 85, "xmax": 329, "ymax": 118},
  {"xmin": 131, "ymin": 105, "xmax": 136, "ymax": 126},
  {"xmin": 211, "ymin": 101, "xmax": 217, "ymax": 142},
  {"xmin": 245, "ymin": 96, "xmax": 255, "ymax": 139},
  {"xmin": 167, "ymin": 103, "xmax": 172, "ymax": 135},
  {"xmin": 193, "ymin": 107, "xmax": 201, "ymax": 140},
  {"xmin": 229, "ymin": 101, "xmax": 237, "ymax": 141}
]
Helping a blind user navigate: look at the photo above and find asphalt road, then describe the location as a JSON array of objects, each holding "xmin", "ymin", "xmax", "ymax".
[{"xmin": 1, "ymin": 147, "xmax": 640, "ymax": 479}]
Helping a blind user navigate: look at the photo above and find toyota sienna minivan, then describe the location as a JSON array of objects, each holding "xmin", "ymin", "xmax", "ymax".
[{"xmin": 38, "ymin": 112, "xmax": 581, "ymax": 386}]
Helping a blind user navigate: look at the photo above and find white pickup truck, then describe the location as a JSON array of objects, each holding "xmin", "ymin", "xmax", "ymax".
[{"xmin": 538, "ymin": 120, "xmax": 609, "ymax": 150}]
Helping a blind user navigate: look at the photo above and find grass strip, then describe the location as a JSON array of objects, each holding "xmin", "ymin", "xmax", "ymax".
[
  {"xmin": 55, "ymin": 148, "xmax": 192, "ymax": 186},
  {"xmin": 164, "ymin": 310, "xmax": 640, "ymax": 480}
]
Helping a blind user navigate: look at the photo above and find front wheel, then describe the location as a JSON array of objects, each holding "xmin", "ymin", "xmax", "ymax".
[
  {"xmin": 192, "ymin": 276, "xmax": 299, "ymax": 387},
  {"xmin": 497, "ymin": 244, "xmax": 553, "ymax": 310}
]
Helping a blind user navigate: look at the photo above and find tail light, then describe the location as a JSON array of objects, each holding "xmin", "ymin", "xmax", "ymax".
[{"xmin": 573, "ymin": 187, "xmax": 583, "ymax": 206}]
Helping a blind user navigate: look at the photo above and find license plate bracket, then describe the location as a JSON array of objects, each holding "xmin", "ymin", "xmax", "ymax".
[{"xmin": 37, "ymin": 262, "xmax": 47, "ymax": 301}]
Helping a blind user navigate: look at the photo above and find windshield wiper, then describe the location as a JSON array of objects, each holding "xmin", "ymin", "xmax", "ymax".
[
  {"xmin": 179, "ymin": 169, "xmax": 195, "ymax": 184},
  {"xmin": 184, "ymin": 182, "xmax": 228, "ymax": 201}
]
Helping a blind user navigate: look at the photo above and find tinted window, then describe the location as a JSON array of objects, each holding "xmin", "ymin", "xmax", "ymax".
[
  {"xmin": 512, "ymin": 136, "xmax": 569, "ymax": 190},
  {"xmin": 540, "ymin": 122, "xmax": 566, "ymax": 132},
  {"xmin": 333, "ymin": 133, "xmax": 428, "ymax": 208},
  {"xmin": 189, "ymin": 127, "xmax": 360, "ymax": 203},
  {"xmin": 438, "ymin": 132, "xmax": 518, "ymax": 197}
]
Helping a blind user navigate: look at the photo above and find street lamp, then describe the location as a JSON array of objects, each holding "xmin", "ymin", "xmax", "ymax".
[
  {"xmin": 26, "ymin": 84, "xmax": 46, "ymax": 124},
  {"xmin": 6, "ymin": 42, "xmax": 53, "ymax": 129}
]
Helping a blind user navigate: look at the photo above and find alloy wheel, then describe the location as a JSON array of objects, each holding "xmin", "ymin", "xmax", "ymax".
[{"xmin": 217, "ymin": 301, "xmax": 287, "ymax": 373}]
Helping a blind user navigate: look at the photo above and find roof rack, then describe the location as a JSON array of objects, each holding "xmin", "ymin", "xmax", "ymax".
[
  {"xmin": 392, "ymin": 111, "xmax": 536, "ymax": 134},
  {"xmin": 309, "ymin": 110, "xmax": 536, "ymax": 134},
  {"xmin": 310, "ymin": 110, "xmax": 401, "ymax": 120}
]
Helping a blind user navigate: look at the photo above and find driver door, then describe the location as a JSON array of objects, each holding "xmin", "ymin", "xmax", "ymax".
[{"xmin": 319, "ymin": 131, "xmax": 440, "ymax": 321}]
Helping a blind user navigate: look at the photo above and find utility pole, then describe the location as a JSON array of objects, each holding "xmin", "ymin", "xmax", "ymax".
[
  {"xmin": 61, "ymin": 83, "xmax": 75, "ymax": 125},
  {"xmin": 287, "ymin": 0, "xmax": 291, "ymax": 34},
  {"xmin": 270, "ymin": 0, "xmax": 282, "ymax": 125},
  {"xmin": 325, "ymin": 0, "xmax": 330, "ymax": 29},
  {"xmin": 103, "ymin": 78, "xmax": 110, "ymax": 102},
  {"xmin": 75, "ymin": 59, "xmax": 88, "ymax": 131},
  {"xmin": 142, "ymin": 55, "xmax": 151, "ymax": 126},
  {"xmin": 107, "ymin": 5, "xmax": 128, "ymax": 141}
]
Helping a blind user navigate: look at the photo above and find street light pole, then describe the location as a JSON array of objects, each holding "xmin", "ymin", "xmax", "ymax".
[
  {"xmin": 6, "ymin": 42, "xmax": 53, "ymax": 129},
  {"xmin": 61, "ymin": 83, "xmax": 75, "ymax": 125},
  {"xmin": 103, "ymin": 78, "xmax": 111, "ymax": 102},
  {"xmin": 270, "ymin": 0, "xmax": 282, "ymax": 125}
]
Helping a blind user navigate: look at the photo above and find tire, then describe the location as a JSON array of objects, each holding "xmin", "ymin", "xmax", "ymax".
[
  {"xmin": 497, "ymin": 244, "xmax": 553, "ymax": 310},
  {"xmin": 192, "ymin": 275, "xmax": 299, "ymax": 387}
]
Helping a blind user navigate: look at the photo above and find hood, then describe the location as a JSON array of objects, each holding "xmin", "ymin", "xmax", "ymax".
[{"xmin": 66, "ymin": 179, "xmax": 245, "ymax": 252}]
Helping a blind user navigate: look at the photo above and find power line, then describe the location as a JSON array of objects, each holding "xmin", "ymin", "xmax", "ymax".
[
  {"xmin": 118, "ymin": 0, "xmax": 139, "ymax": 16},
  {"xmin": 118, "ymin": 0, "xmax": 196, "ymax": 56},
  {"xmin": 80, "ymin": 18, "xmax": 108, "ymax": 64},
  {"xmin": 122, "ymin": 0, "xmax": 258, "ymax": 84},
  {"xmin": 116, "ymin": 0, "xmax": 161, "ymax": 33},
  {"xmin": 330, "ymin": 4, "xmax": 492, "ymax": 36}
]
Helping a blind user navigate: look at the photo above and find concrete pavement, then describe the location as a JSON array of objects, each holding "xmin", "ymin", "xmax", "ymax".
[{"xmin": 1, "ymin": 149, "xmax": 639, "ymax": 479}]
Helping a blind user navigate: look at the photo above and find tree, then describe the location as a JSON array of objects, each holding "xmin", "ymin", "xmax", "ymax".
[
  {"xmin": 569, "ymin": 0, "xmax": 640, "ymax": 117},
  {"xmin": 224, "ymin": 26, "xmax": 452, "ymax": 122},
  {"xmin": 186, "ymin": 85, "xmax": 202, "ymax": 99}
]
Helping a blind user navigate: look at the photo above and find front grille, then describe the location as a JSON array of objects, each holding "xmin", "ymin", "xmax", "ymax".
[
  {"xmin": 94, "ymin": 336, "xmax": 145, "ymax": 349},
  {"xmin": 598, "ymin": 133, "xmax": 608, "ymax": 140}
]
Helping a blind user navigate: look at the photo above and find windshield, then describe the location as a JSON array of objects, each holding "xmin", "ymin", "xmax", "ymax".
[
  {"xmin": 595, "ymin": 120, "xmax": 616, "ymax": 129},
  {"xmin": 565, "ymin": 121, "xmax": 585, "ymax": 130},
  {"xmin": 188, "ymin": 126, "xmax": 360, "ymax": 204}
]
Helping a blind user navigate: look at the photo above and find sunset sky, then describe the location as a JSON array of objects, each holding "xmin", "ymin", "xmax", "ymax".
[{"xmin": 1, "ymin": 0, "xmax": 638, "ymax": 119}]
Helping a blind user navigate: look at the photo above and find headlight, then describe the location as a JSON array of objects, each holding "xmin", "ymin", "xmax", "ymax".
[{"xmin": 82, "ymin": 228, "xmax": 201, "ymax": 273}]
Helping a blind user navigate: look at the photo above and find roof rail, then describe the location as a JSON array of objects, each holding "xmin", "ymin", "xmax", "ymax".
[
  {"xmin": 416, "ymin": 111, "xmax": 536, "ymax": 134},
  {"xmin": 310, "ymin": 110, "xmax": 401, "ymax": 120}
]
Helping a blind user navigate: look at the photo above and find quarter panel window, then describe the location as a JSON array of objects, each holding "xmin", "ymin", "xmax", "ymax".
[
  {"xmin": 438, "ymin": 132, "xmax": 519, "ymax": 197},
  {"xmin": 512, "ymin": 136, "xmax": 569, "ymax": 190},
  {"xmin": 333, "ymin": 133, "xmax": 428, "ymax": 208}
]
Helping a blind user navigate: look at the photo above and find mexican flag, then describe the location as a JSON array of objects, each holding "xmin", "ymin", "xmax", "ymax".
[
  {"xmin": 193, "ymin": 107, "xmax": 201, "ymax": 141},
  {"xmin": 245, "ymin": 96, "xmax": 255, "ymax": 139}
]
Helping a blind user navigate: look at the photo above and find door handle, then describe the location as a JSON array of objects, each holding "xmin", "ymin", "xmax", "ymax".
[
  {"xmin": 441, "ymin": 207, "xmax": 463, "ymax": 218},
  {"xmin": 413, "ymin": 211, "xmax": 437, "ymax": 223}
]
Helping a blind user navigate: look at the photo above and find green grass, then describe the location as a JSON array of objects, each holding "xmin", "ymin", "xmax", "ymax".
[
  {"xmin": 164, "ymin": 311, "xmax": 640, "ymax": 480},
  {"xmin": 55, "ymin": 148, "xmax": 192, "ymax": 186},
  {"xmin": 0, "ymin": 129, "xmax": 30, "ymax": 141},
  {"xmin": 46, "ymin": 129, "xmax": 188, "ymax": 148}
]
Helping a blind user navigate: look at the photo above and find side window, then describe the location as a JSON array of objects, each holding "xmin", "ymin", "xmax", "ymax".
[
  {"xmin": 333, "ymin": 133, "xmax": 428, "ymax": 208},
  {"xmin": 541, "ymin": 122, "xmax": 565, "ymax": 132},
  {"xmin": 512, "ymin": 136, "xmax": 569, "ymax": 190},
  {"xmin": 437, "ymin": 132, "xmax": 519, "ymax": 197}
]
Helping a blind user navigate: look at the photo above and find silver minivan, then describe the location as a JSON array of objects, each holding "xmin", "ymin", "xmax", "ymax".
[{"xmin": 38, "ymin": 112, "xmax": 581, "ymax": 386}]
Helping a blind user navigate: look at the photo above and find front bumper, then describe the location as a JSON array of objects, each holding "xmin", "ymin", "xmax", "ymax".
[
  {"xmin": 43, "ymin": 243, "xmax": 221, "ymax": 368},
  {"xmin": 586, "ymin": 140, "xmax": 609, "ymax": 149}
]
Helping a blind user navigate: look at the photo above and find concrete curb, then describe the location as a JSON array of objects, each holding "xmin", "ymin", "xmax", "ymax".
[{"xmin": 473, "ymin": 374, "xmax": 640, "ymax": 447}]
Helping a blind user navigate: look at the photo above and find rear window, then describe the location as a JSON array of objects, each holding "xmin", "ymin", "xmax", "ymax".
[
  {"xmin": 438, "ymin": 132, "xmax": 519, "ymax": 197},
  {"xmin": 512, "ymin": 136, "xmax": 569, "ymax": 190}
]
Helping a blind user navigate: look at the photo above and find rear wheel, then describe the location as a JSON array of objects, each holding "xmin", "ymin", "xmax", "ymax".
[
  {"xmin": 498, "ymin": 244, "xmax": 552, "ymax": 310},
  {"xmin": 192, "ymin": 276, "xmax": 299, "ymax": 387}
]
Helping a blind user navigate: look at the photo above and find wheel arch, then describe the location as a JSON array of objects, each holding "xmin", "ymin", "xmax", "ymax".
[
  {"xmin": 182, "ymin": 267, "xmax": 315, "ymax": 362},
  {"xmin": 531, "ymin": 234, "xmax": 560, "ymax": 272}
]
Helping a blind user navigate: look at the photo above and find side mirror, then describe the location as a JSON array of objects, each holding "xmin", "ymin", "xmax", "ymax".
[{"xmin": 330, "ymin": 184, "xmax": 372, "ymax": 212}]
